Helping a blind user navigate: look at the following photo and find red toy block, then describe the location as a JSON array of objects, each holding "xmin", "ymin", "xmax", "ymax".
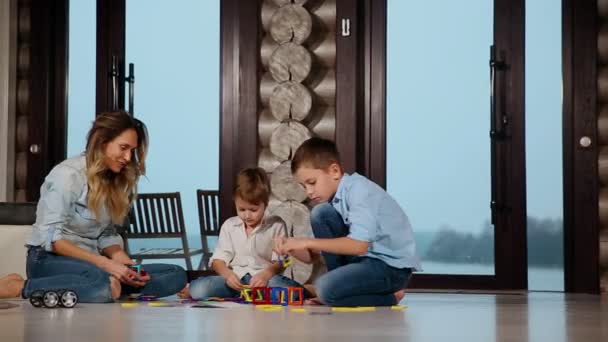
[{"xmin": 252, "ymin": 287, "xmax": 271, "ymax": 305}]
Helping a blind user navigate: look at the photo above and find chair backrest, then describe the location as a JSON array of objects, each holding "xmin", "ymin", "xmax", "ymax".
[
  {"xmin": 196, "ymin": 189, "xmax": 220, "ymax": 236},
  {"xmin": 126, "ymin": 192, "xmax": 186, "ymax": 238}
]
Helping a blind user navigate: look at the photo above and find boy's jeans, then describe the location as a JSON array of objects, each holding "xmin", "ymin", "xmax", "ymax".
[
  {"xmin": 188, "ymin": 272, "xmax": 303, "ymax": 300},
  {"xmin": 311, "ymin": 203, "xmax": 412, "ymax": 307},
  {"xmin": 23, "ymin": 246, "xmax": 187, "ymax": 302}
]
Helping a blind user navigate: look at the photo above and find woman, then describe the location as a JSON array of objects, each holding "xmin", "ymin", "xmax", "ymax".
[{"xmin": 0, "ymin": 111, "xmax": 186, "ymax": 302}]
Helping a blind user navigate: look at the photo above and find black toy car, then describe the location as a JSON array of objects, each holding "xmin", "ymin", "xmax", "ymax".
[{"xmin": 29, "ymin": 290, "xmax": 78, "ymax": 308}]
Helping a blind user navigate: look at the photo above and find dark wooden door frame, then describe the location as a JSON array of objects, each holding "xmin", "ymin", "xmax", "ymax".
[
  {"xmin": 96, "ymin": 0, "xmax": 125, "ymax": 115},
  {"xmin": 335, "ymin": 0, "xmax": 359, "ymax": 174},
  {"xmin": 218, "ymin": 0, "xmax": 260, "ymax": 223},
  {"xmin": 491, "ymin": 0, "xmax": 527, "ymax": 291},
  {"xmin": 24, "ymin": 0, "xmax": 69, "ymax": 201},
  {"xmin": 363, "ymin": 0, "xmax": 527, "ymax": 290},
  {"xmin": 562, "ymin": 0, "xmax": 600, "ymax": 294},
  {"xmin": 357, "ymin": 0, "xmax": 387, "ymax": 186}
]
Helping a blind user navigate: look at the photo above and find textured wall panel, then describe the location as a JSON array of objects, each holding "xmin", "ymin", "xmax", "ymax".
[
  {"xmin": 269, "ymin": 121, "xmax": 312, "ymax": 160},
  {"xmin": 258, "ymin": 109, "xmax": 281, "ymax": 146},
  {"xmin": 307, "ymin": 106, "xmax": 335, "ymax": 140},
  {"xmin": 600, "ymin": 189, "xmax": 608, "ymax": 227},
  {"xmin": 599, "ymin": 147, "xmax": 608, "ymax": 186},
  {"xmin": 258, "ymin": 148, "xmax": 282, "ymax": 173},
  {"xmin": 17, "ymin": 45, "xmax": 30, "ymax": 72},
  {"xmin": 599, "ymin": 105, "xmax": 608, "ymax": 144},
  {"xmin": 601, "ymin": 0, "xmax": 608, "ymax": 18},
  {"xmin": 258, "ymin": 0, "xmax": 336, "ymax": 284},
  {"xmin": 269, "ymin": 42, "xmax": 312, "ymax": 82},
  {"xmin": 598, "ymin": 67, "xmax": 608, "ymax": 102},
  {"xmin": 270, "ymin": 161, "xmax": 307, "ymax": 202},
  {"xmin": 598, "ymin": 2, "xmax": 608, "ymax": 292},
  {"xmin": 269, "ymin": 81, "xmax": 312, "ymax": 121},
  {"xmin": 270, "ymin": 4, "xmax": 312, "ymax": 44},
  {"xmin": 13, "ymin": 0, "xmax": 31, "ymax": 201}
]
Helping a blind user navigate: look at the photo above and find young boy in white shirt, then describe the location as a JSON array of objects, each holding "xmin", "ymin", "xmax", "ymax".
[{"xmin": 181, "ymin": 167, "xmax": 303, "ymax": 300}]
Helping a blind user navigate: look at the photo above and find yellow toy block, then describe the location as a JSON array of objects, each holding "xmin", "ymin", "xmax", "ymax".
[
  {"xmin": 240, "ymin": 287, "xmax": 253, "ymax": 302},
  {"xmin": 256, "ymin": 305, "xmax": 283, "ymax": 312},
  {"xmin": 147, "ymin": 302, "xmax": 168, "ymax": 307}
]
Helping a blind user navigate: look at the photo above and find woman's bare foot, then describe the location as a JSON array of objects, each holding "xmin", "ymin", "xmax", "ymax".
[
  {"xmin": 109, "ymin": 276, "xmax": 122, "ymax": 299},
  {"xmin": 0, "ymin": 273, "xmax": 25, "ymax": 299},
  {"xmin": 177, "ymin": 284, "xmax": 190, "ymax": 299},
  {"xmin": 394, "ymin": 289, "xmax": 406, "ymax": 304}
]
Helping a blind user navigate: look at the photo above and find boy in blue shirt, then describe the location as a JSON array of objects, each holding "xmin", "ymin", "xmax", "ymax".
[{"xmin": 274, "ymin": 137, "xmax": 421, "ymax": 307}]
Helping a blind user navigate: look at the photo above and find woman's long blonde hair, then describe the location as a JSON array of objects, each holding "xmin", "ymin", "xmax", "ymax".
[{"xmin": 85, "ymin": 111, "xmax": 148, "ymax": 224}]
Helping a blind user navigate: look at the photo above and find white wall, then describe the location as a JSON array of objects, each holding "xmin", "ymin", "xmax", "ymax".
[{"xmin": 0, "ymin": 0, "xmax": 16, "ymax": 202}]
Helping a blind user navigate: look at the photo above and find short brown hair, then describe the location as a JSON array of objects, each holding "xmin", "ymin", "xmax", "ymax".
[
  {"xmin": 291, "ymin": 137, "xmax": 341, "ymax": 173},
  {"xmin": 233, "ymin": 167, "xmax": 271, "ymax": 205}
]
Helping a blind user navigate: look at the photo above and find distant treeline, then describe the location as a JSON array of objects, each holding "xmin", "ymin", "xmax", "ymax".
[{"xmin": 424, "ymin": 217, "xmax": 563, "ymax": 267}]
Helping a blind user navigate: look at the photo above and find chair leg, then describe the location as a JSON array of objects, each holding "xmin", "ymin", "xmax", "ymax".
[
  {"xmin": 198, "ymin": 253, "xmax": 210, "ymax": 270},
  {"xmin": 184, "ymin": 253, "xmax": 193, "ymax": 271},
  {"xmin": 197, "ymin": 255, "xmax": 205, "ymax": 270}
]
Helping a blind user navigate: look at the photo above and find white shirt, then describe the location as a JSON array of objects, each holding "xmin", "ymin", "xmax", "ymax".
[{"xmin": 209, "ymin": 215, "xmax": 287, "ymax": 278}]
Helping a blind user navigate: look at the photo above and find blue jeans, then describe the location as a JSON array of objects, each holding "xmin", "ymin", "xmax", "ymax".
[
  {"xmin": 311, "ymin": 203, "xmax": 412, "ymax": 307},
  {"xmin": 188, "ymin": 272, "xmax": 303, "ymax": 300},
  {"xmin": 23, "ymin": 246, "xmax": 187, "ymax": 303}
]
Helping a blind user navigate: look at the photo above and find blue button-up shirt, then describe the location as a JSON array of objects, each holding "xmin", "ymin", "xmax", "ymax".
[
  {"xmin": 26, "ymin": 155, "xmax": 124, "ymax": 254},
  {"xmin": 331, "ymin": 173, "xmax": 421, "ymax": 270}
]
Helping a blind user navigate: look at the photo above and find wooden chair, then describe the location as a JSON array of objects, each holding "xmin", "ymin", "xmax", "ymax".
[
  {"xmin": 196, "ymin": 189, "xmax": 220, "ymax": 270},
  {"xmin": 123, "ymin": 192, "xmax": 202, "ymax": 270}
]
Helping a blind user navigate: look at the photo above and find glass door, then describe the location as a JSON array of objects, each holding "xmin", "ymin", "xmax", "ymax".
[
  {"xmin": 122, "ymin": 0, "xmax": 220, "ymax": 268},
  {"xmin": 386, "ymin": 0, "xmax": 527, "ymax": 289}
]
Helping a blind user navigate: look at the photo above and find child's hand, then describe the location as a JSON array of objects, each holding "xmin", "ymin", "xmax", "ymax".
[
  {"xmin": 225, "ymin": 272, "xmax": 244, "ymax": 291},
  {"xmin": 280, "ymin": 237, "xmax": 310, "ymax": 253},
  {"xmin": 250, "ymin": 270, "xmax": 272, "ymax": 288}
]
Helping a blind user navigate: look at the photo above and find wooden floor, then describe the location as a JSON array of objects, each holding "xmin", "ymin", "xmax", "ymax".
[{"xmin": 0, "ymin": 292, "xmax": 606, "ymax": 341}]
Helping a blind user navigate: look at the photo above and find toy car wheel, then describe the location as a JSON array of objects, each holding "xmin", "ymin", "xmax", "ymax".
[
  {"xmin": 29, "ymin": 290, "xmax": 45, "ymax": 307},
  {"xmin": 60, "ymin": 290, "xmax": 78, "ymax": 308},
  {"xmin": 43, "ymin": 291, "xmax": 59, "ymax": 308}
]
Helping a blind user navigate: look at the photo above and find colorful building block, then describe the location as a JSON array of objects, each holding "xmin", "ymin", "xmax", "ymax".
[
  {"xmin": 270, "ymin": 287, "xmax": 288, "ymax": 306},
  {"xmin": 252, "ymin": 287, "xmax": 271, "ymax": 304},
  {"xmin": 288, "ymin": 287, "xmax": 303, "ymax": 306}
]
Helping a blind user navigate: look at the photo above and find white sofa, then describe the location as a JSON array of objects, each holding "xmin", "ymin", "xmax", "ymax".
[{"xmin": 0, "ymin": 225, "xmax": 32, "ymax": 278}]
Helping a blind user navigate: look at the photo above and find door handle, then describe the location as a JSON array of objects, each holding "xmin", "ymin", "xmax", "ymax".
[{"xmin": 489, "ymin": 45, "xmax": 509, "ymax": 225}]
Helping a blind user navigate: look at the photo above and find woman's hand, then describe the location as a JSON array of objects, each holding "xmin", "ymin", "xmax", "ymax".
[
  {"xmin": 224, "ymin": 272, "xmax": 244, "ymax": 291},
  {"xmin": 99, "ymin": 258, "xmax": 149, "ymax": 287},
  {"xmin": 110, "ymin": 252, "xmax": 135, "ymax": 266}
]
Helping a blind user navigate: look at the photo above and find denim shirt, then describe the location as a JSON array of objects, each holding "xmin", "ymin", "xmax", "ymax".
[
  {"xmin": 331, "ymin": 173, "xmax": 422, "ymax": 270},
  {"xmin": 26, "ymin": 155, "xmax": 124, "ymax": 254}
]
